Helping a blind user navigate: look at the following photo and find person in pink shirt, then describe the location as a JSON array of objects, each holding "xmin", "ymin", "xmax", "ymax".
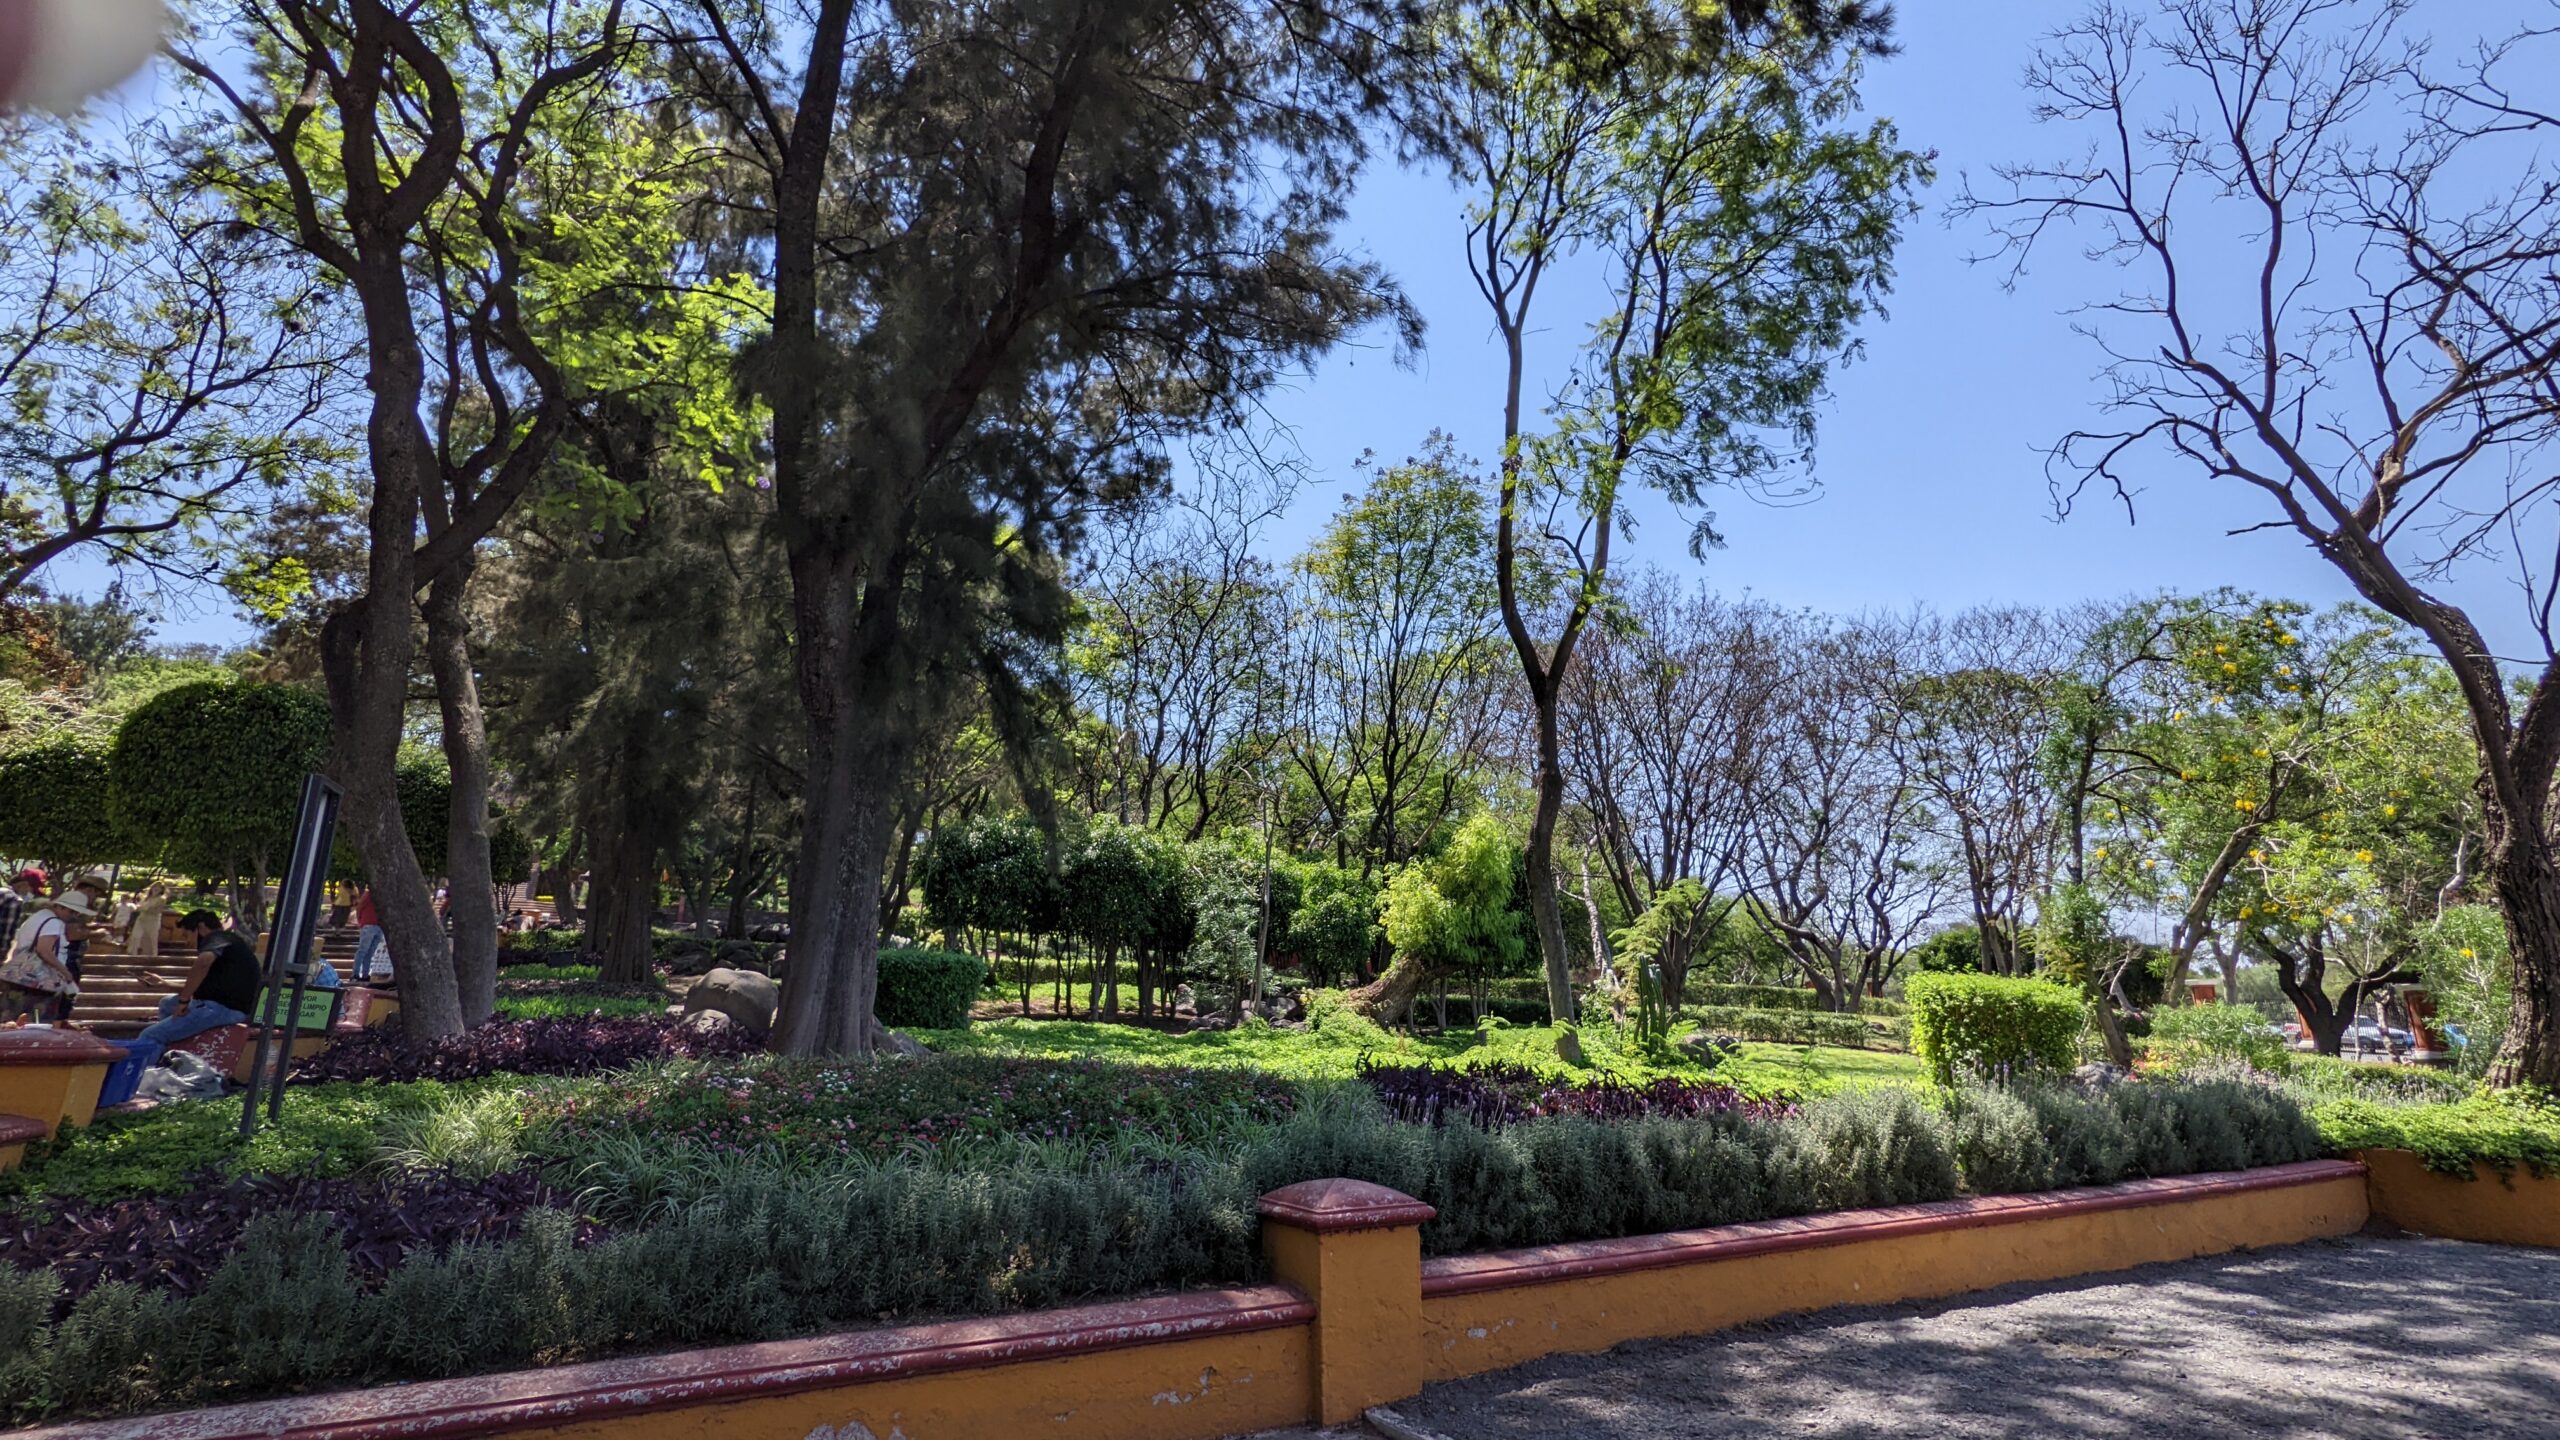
[{"xmin": 351, "ymin": 885, "xmax": 387, "ymax": 983}]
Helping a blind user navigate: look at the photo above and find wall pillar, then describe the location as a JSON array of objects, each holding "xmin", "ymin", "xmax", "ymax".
[{"xmin": 1258, "ymin": 1178, "xmax": 1435, "ymax": 1425}]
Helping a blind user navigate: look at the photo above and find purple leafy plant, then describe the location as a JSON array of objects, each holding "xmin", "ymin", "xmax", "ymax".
[
  {"xmin": 291, "ymin": 1016, "xmax": 762, "ymax": 1085},
  {"xmin": 0, "ymin": 1167, "xmax": 592, "ymax": 1307},
  {"xmin": 1358, "ymin": 1060, "xmax": 1797, "ymax": 1129}
]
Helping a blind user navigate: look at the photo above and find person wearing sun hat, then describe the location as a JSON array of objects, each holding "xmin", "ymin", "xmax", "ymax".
[{"xmin": 1, "ymin": 886, "xmax": 89, "ymax": 1023}]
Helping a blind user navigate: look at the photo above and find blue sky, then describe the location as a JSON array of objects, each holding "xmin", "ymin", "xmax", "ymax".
[
  {"xmin": 1247, "ymin": 0, "xmax": 2552, "ymax": 647},
  {"xmin": 94, "ymin": 0, "xmax": 2547, "ymax": 653}
]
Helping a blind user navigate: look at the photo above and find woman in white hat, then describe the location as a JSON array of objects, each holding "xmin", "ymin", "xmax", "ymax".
[{"xmin": 0, "ymin": 889, "xmax": 91, "ymax": 1023}]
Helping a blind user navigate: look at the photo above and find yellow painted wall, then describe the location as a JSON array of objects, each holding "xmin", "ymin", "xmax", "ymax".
[
  {"xmin": 2361, "ymin": 1147, "xmax": 2560, "ymax": 1249},
  {"xmin": 1419, "ymin": 1173, "xmax": 2370, "ymax": 1382},
  {"xmin": 508, "ymin": 1324, "xmax": 1312, "ymax": 1440}
]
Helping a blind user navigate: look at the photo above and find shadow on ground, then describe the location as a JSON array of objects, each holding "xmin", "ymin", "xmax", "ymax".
[{"xmin": 1248, "ymin": 1234, "xmax": 2560, "ymax": 1440}]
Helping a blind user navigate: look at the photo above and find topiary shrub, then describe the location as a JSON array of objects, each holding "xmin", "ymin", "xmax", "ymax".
[
  {"xmin": 875, "ymin": 946, "xmax": 987, "ymax": 1030},
  {"xmin": 1906, "ymin": 972, "xmax": 2087, "ymax": 1086}
]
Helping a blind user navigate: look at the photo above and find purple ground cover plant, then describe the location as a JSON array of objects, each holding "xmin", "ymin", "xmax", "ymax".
[
  {"xmin": 1358, "ymin": 1060, "xmax": 1797, "ymax": 1129},
  {"xmin": 293, "ymin": 1016, "xmax": 761, "ymax": 1084},
  {"xmin": 0, "ymin": 1167, "xmax": 590, "ymax": 1306}
]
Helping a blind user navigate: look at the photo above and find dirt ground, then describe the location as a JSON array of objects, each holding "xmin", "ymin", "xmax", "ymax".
[{"xmin": 1246, "ymin": 1233, "xmax": 2560, "ymax": 1440}]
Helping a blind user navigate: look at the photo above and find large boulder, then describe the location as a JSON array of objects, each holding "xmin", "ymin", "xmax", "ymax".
[{"xmin": 682, "ymin": 967, "xmax": 780, "ymax": 1033}]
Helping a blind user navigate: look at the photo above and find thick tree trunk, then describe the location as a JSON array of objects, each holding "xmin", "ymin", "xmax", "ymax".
[
  {"xmin": 1526, "ymin": 696, "xmax": 1576, "ymax": 1026},
  {"xmin": 426, "ymin": 569, "xmax": 499, "ymax": 1025},
  {"xmin": 320, "ymin": 572, "xmax": 457, "ymax": 1039},
  {"xmin": 1345, "ymin": 951, "xmax": 1436, "ymax": 1026},
  {"xmin": 2488, "ymin": 834, "xmax": 2560, "ymax": 1089},
  {"xmin": 587, "ymin": 807, "xmax": 658, "ymax": 987}
]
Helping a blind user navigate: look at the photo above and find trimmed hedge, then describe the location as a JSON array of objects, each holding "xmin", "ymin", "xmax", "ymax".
[
  {"xmin": 1686, "ymin": 1005, "xmax": 1875, "ymax": 1049},
  {"xmin": 1907, "ymin": 973, "xmax": 2086, "ymax": 1085},
  {"xmin": 1695, "ymin": 983, "xmax": 1907, "ymax": 1018},
  {"xmin": 877, "ymin": 946, "xmax": 988, "ymax": 1030}
]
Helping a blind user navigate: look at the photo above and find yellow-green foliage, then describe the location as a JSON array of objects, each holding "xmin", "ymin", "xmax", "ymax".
[{"xmin": 1906, "ymin": 972, "xmax": 2087, "ymax": 1085}]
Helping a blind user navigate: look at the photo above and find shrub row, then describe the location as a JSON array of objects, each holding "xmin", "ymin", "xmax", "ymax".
[
  {"xmin": 1907, "ymin": 972, "xmax": 2086, "ymax": 1084},
  {"xmin": 1947, "ymin": 1078, "xmax": 2322, "ymax": 1192},
  {"xmin": 1359, "ymin": 1061, "xmax": 1796, "ymax": 1128},
  {"xmin": 1685, "ymin": 1005, "xmax": 1879, "ymax": 1049},
  {"xmin": 1694, "ymin": 983, "xmax": 1907, "ymax": 1018}
]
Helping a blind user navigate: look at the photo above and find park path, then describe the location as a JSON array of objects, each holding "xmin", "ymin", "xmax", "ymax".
[{"xmin": 1247, "ymin": 1233, "xmax": 2560, "ymax": 1440}]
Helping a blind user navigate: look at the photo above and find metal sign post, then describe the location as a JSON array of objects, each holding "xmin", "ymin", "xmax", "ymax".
[{"xmin": 241, "ymin": 773, "xmax": 341, "ymax": 1139}]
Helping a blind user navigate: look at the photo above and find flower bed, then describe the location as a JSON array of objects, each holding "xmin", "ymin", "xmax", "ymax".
[
  {"xmin": 1358, "ymin": 1060, "xmax": 1795, "ymax": 1128},
  {"xmin": 547, "ymin": 1054, "xmax": 1298, "ymax": 1161},
  {"xmin": 293, "ymin": 1016, "xmax": 760, "ymax": 1085},
  {"xmin": 4, "ymin": 1168, "xmax": 581, "ymax": 1307}
]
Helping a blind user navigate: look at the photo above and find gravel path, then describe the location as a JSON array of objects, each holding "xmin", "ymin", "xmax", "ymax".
[{"xmin": 1247, "ymin": 1235, "xmax": 2560, "ymax": 1440}]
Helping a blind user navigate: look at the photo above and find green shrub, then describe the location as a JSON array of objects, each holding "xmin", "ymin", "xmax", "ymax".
[
  {"xmin": 1764, "ymin": 1087, "xmax": 1960, "ymax": 1213},
  {"xmin": 1690, "ymin": 984, "xmax": 1907, "ymax": 1018},
  {"xmin": 1947, "ymin": 1083, "xmax": 2055, "ymax": 1195},
  {"xmin": 2146, "ymin": 1004, "xmax": 2288, "ymax": 1073},
  {"xmin": 1906, "ymin": 972, "xmax": 2086, "ymax": 1085},
  {"xmin": 1686, "ymin": 1005, "xmax": 1875, "ymax": 1049},
  {"xmin": 2309, "ymin": 1087, "xmax": 2560, "ymax": 1178},
  {"xmin": 877, "ymin": 946, "xmax": 989, "ymax": 1030}
]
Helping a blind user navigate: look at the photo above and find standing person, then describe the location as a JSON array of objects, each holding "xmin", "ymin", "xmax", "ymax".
[
  {"xmin": 350, "ymin": 884, "xmax": 385, "ymax": 983},
  {"xmin": 126, "ymin": 881, "xmax": 173, "ymax": 960},
  {"xmin": 52, "ymin": 872, "xmax": 114, "ymax": 1024},
  {"xmin": 1, "ymin": 891, "xmax": 89, "ymax": 1023},
  {"xmin": 136, "ymin": 910, "xmax": 262, "ymax": 1046}
]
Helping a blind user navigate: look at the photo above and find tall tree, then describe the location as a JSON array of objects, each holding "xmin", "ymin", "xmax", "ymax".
[
  {"xmin": 688, "ymin": 0, "xmax": 1413, "ymax": 1056},
  {"xmin": 1429, "ymin": 0, "xmax": 1924, "ymax": 1024},
  {"xmin": 1284, "ymin": 437, "xmax": 1512, "ymax": 877},
  {"xmin": 176, "ymin": 0, "xmax": 634, "ymax": 1035},
  {"xmin": 1964, "ymin": 0, "xmax": 2560, "ymax": 1086},
  {"xmin": 1557, "ymin": 574, "xmax": 1786, "ymax": 1004}
]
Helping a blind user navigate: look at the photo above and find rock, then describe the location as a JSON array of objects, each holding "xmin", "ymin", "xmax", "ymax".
[
  {"xmin": 1678, "ymin": 1030, "xmax": 1739, "ymax": 1065},
  {"xmin": 2072, "ymin": 1062, "xmax": 2132, "ymax": 1090},
  {"xmin": 712, "ymin": 939, "xmax": 768, "ymax": 974},
  {"xmin": 663, "ymin": 940, "xmax": 719, "ymax": 977},
  {"xmin": 682, "ymin": 967, "xmax": 780, "ymax": 1032},
  {"xmin": 874, "ymin": 1027, "xmax": 928, "ymax": 1058},
  {"xmin": 678, "ymin": 1009, "xmax": 736, "ymax": 1037},
  {"xmin": 1191, "ymin": 1013, "xmax": 1236, "ymax": 1033}
]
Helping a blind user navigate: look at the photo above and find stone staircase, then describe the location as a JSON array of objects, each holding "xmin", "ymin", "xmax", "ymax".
[{"xmin": 74, "ymin": 927, "xmax": 366, "ymax": 1039}]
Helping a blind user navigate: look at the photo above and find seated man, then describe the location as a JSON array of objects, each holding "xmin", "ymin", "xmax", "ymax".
[{"xmin": 137, "ymin": 909, "xmax": 264, "ymax": 1046}]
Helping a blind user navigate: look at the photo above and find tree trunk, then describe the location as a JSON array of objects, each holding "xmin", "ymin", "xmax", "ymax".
[
  {"xmin": 322, "ymin": 596, "xmax": 458, "ymax": 1039},
  {"xmin": 426, "ymin": 568, "xmax": 499, "ymax": 1026},
  {"xmin": 770, "ymin": 647, "xmax": 907, "ymax": 1056},
  {"xmin": 588, "ymin": 810, "xmax": 658, "ymax": 986},
  {"xmin": 2489, "ymin": 834, "xmax": 2560, "ymax": 1088},
  {"xmin": 1526, "ymin": 695, "xmax": 1576, "ymax": 1026},
  {"xmin": 1345, "ymin": 951, "xmax": 1437, "ymax": 1026},
  {"xmin": 547, "ymin": 829, "xmax": 584, "ymax": 928}
]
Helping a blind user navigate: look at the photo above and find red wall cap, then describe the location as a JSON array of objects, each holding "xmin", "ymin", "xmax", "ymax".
[
  {"xmin": 1419, "ymin": 1158, "xmax": 2367, "ymax": 1299},
  {"xmin": 1259, "ymin": 1177, "xmax": 1437, "ymax": 1233},
  {"xmin": 14, "ymin": 1283, "xmax": 1314, "ymax": 1440},
  {"xmin": 0, "ymin": 1112, "xmax": 49, "ymax": 1145},
  {"xmin": 0, "ymin": 1029, "xmax": 127, "ymax": 1066}
]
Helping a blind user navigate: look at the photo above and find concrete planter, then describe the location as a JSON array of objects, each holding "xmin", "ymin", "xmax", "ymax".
[{"xmin": 2357, "ymin": 1146, "xmax": 2560, "ymax": 1249}]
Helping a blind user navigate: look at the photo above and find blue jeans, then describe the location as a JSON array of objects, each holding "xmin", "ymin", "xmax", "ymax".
[
  {"xmin": 352, "ymin": 924, "xmax": 385, "ymax": 980},
  {"xmin": 138, "ymin": 996, "xmax": 250, "ymax": 1046}
]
